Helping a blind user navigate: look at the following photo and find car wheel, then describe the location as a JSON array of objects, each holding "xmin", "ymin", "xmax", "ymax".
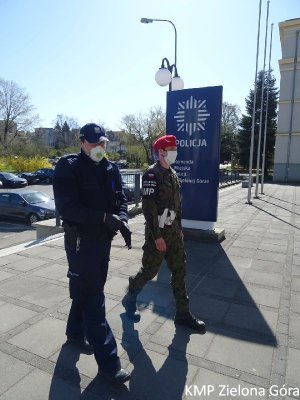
[{"xmin": 28, "ymin": 213, "xmax": 39, "ymax": 225}]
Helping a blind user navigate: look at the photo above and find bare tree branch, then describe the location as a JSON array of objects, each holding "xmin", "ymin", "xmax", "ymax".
[
  {"xmin": 121, "ymin": 106, "xmax": 166, "ymax": 165},
  {"xmin": 0, "ymin": 78, "xmax": 39, "ymax": 147}
]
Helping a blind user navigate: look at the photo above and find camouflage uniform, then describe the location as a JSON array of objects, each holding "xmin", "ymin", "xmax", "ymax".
[{"xmin": 129, "ymin": 161, "xmax": 189, "ymax": 314}]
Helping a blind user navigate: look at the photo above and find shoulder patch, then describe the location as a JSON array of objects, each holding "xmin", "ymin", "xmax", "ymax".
[
  {"xmin": 147, "ymin": 173, "xmax": 155, "ymax": 179},
  {"xmin": 142, "ymin": 172, "xmax": 157, "ymax": 198}
]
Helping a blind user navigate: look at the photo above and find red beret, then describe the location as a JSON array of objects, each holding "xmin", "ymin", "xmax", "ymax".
[{"xmin": 153, "ymin": 135, "xmax": 177, "ymax": 151}]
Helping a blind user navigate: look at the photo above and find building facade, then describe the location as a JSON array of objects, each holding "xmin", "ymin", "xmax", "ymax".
[
  {"xmin": 273, "ymin": 18, "xmax": 300, "ymax": 182},
  {"xmin": 34, "ymin": 127, "xmax": 79, "ymax": 148}
]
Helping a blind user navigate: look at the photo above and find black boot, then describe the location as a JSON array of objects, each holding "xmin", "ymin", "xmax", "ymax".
[
  {"xmin": 100, "ymin": 367, "xmax": 131, "ymax": 385},
  {"xmin": 122, "ymin": 290, "xmax": 140, "ymax": 322},
  {"xmin": 174, "ymin": 311, "xmax": 206, "ymax": 334}
]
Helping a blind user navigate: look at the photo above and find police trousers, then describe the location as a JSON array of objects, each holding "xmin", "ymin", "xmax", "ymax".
[
  {"xmin": 65, "ymin": 238, "xmax": 120, "ymax": 374},
  {"xmin": 129, "ymin": 222, "xmax": 189, "ymax": 313}
]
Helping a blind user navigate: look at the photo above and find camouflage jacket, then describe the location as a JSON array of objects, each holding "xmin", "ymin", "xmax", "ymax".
[{"xmin": 142, "ymin": 161, "xmax": 182, "ymax": 240}]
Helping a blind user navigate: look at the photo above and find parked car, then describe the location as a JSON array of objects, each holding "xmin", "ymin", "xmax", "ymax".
[
  {"xmin": 0, "ymin": 189, "xmax": 56, "ymax": 224},
  {"xmin": 18, "ymin": 172, "xmax": 40, "ymax": 185},
  {"xmin": 34, "ymin": 168, "xmax": 54, "ymax": 184},
  {"xmin": 0, "ymin": 172, "xmax": 28, "ymax": 188},
  {"xmin": 0, "ymin": 180, "xmax": 3, "ymax": 188}
]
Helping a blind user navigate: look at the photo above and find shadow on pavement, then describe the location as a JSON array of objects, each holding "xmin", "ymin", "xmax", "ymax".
[
  {"xmin": 0, "ymin": 218, "xmax": 34, "ymax": 231},
  {"xmin": 196, "ymin": 244, "xmax": 278, "ymax": 347},
  {"xmin": 135, "ymin": 240, "xmax": 278, "ymax": 348},
  {"xmin": 121, "ymin": 313, "xmax": 189, "ymax": 400},
  {"xmin": 48, "ymin": 343, "xmax": 81, "ymax": 400},
  {"xmin": 264, "ymin": 193, "xmax": 298, "ymax": 206},
  {"xmin": 259, "ymin": 197, "xmax": 300, "ymax": 217},
  {"xmin": 48, "ymin": 342, "xmax": 131, "ymax": 400},
  {"xmin": 252, "ymin": 203, "xmax": 300, "ymax": 231}
]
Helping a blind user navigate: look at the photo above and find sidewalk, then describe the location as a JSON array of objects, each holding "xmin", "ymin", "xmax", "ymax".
[{"xmin": 0, "ymin": 183, "xmax": 299, "ymax": 400}]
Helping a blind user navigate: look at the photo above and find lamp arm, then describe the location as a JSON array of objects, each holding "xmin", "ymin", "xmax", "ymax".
[
  {"xmin": 160, "ymin": 58, "xmax": 179, "ymax": 77},
  {"xmin": 161, "ymin": 57, "xmax": 171, "ymax": 69},
  {"xmin": 152, "ymin": 19, "xmax": 177, "ymax": 66}
]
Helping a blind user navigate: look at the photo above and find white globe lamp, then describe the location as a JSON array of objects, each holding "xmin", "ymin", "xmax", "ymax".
[
  {"xmin": 171, "ymin": 76, "xmax": 184, "ymax": 91},
  {"xmin": 155, "ymin": 68, "xmax": 172, "ymax": 86}
]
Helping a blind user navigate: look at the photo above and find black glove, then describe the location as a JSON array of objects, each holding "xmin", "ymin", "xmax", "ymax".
[
  {"xmin": 104, "ymin": 214, "xmax": 124, "ymax": 232},
  {"xmin": 120, "ymin": 222, "xmax": 132, "ymax": 249},
  {"xmin": 104, "ymin": 214, "xmax": 132, "ymax": 249}
]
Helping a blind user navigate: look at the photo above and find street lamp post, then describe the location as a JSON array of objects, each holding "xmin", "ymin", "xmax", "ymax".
[
  {"xmin": 141, "ymin": 17, "xmax": 184, "ymax": 91},
  {"xmin": 155, "ymin": 57, "xmax": 184, "ymax": 91}
]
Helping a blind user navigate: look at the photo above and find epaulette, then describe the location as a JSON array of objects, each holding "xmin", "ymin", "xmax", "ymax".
[
  {"xmin": 60, "ymin": 153, "xmax": 79, "ymax": 166},
  {"xmin": 145, "ymin": 163, "xmax": 157, "ymax": 173}
]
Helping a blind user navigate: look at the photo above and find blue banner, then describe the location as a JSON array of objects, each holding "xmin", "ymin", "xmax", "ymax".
[{"xmin": 166, "ymin": 86, "xmax": 223, "ymax": 222}]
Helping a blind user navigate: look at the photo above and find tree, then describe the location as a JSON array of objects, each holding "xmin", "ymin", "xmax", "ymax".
[
  {"xmin": 0, "ymin": 78, "xmax": 39, "ymax": 147},
  {"xmin": 62, "ymin": 121, "xmax": 70, "ymax": 147},
  {"xmin": 121, "ymin": 106, "xmax": 166, "ymax": 165},
  {"xmin": 237, "ymin": 70, "xmax": 278, "ymax": 171},
  {"xmin": 54, "ymin": 114, "xmax": 80, "ymax": 131},
  {"xmin": 126, "ymin": 144, "xmax": 148, "ymax": 167},
  {"xmin": 220, "ymin": 102, "xmax": 240, "ymax": 163},
  {"xmin": 53, "ymin": 120, "xmax": 62, "ymax": 149},
  {"xmin": 53, "ymin": 115, "xmax": 80, "ymax": 148}
]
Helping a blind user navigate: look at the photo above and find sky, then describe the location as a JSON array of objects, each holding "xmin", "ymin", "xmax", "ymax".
[{"xmin": 0, "ymin": 0, "xmax": 299, "ymax": 131}]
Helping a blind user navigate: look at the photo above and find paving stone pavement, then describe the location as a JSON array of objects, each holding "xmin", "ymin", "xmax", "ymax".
[{"xmin": 0, "ymin": 183, "xmax": 299, "ymax": 400}]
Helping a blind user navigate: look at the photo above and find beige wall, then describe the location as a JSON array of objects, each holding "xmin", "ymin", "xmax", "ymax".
[
  {"xmin": 277, "ymin": 102, "xmax": 300, "ymax": 133},
  {"xmin": 273, "ymin": 18, "xmax": 300, "ymax": 182}
]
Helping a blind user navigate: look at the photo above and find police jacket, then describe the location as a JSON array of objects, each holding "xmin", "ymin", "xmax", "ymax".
[
  {"xmin": 142, "ymin": 161, "xmax": 182, "ymax": 240},
  {"xmin": 53, "ymin": 151, "xmax": 128, "ymax": 240}
]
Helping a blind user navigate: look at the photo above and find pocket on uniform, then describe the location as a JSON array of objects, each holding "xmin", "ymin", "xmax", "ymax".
[{"xmin": 64, "ymin": 235, "xmax": 77, "ymax": 251}]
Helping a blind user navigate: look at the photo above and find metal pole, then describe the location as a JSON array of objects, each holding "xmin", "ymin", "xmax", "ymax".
[
  {"xmin": 255, "ymin": 0, "xmax": 270, "ymax": 198},
  {"xmin": 146, "ymin": 19, "xmax": 177, "ymax": 91},
  {"xmin": 153, "ymin": 19, "xmax": 177, "ymax": 91},
  {"xmin": 152, "ymin": 19, "xmax": 177, "ymax": 67},
  {"xmin": 261, "ymin": 23, "xmax": 274, "ymax": 194},
  {"xmin": 247, "ymin": 0, "xmax": 262, "ymax": 204},
  {"xmin": 134, "ymin": 173, "xmax": 140, "ymax": 207},
  {"xmin": 284, "ymin": 29, "xmax": 300, "ymax": 182},
  {"xmin": 55, "ymin": 209, "xmax": 61, "ymax": 227}
]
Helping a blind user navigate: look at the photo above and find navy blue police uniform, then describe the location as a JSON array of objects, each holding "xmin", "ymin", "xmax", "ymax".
[{"xmin": 53, "ymin": 149, "xmax": 128, "ymax": 376}]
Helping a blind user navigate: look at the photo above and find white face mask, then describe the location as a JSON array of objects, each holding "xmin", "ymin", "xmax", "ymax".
[
  {"xmin": 89, "ymin": 145, "xmax": 105, "ymax": 162},
  {"xmin": 164, "ymin": 150, "xmax": 177, "ymax": 165}
]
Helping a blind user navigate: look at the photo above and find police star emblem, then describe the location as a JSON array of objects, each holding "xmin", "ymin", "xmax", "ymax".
[{"xmin": 174, "ymin": 95, "xmax": 210, "ymax": 136}]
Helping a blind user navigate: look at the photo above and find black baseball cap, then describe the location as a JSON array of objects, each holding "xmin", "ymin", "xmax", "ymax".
[{"xmin": 79, "ymin": 123, "xmax": 109, "ymax": 144}]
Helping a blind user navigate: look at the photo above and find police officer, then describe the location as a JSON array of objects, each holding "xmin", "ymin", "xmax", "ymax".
[
  {"xmin": 122, "ymin": 135, "xmax": 206, "ymax": 333},
  {"xmin": 53, "ymin": 123, "xmax": 132, "ymax": 384}
]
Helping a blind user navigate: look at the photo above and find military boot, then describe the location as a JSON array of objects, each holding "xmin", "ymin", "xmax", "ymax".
[
  {"xmin": 174, "ymin": 311, "xmax": 206, "ymax": 334},
  {"xmin": 122, "ymin": 290, "xmax": 141, "ymax": 322}
]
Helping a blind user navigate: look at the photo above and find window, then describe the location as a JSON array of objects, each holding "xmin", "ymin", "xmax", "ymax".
[
  {"xmin": 23, "ymin": 192, "xmax": 49, "ymax": 204},
  {"xmin": 10, "ymin": 194, "xmax": 23, "ymax": 205},
  {"xmin": 0, "ymin": 194, "xmax": 10, "ymax": 204}
]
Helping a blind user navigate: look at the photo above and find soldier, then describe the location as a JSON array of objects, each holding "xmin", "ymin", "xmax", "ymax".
[
  {"xmin": 122, "ymin": 135, "xmax": 206, "ymax": 333},
  {"xmin": 53, "ymin": 123, "xmax": 132, "ymax": 384}
]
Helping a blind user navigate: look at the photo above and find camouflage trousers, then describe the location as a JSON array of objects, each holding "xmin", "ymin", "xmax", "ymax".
[{"xmin": 129, "ymin": 221, "xmax": 189, "ymax": 313}]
